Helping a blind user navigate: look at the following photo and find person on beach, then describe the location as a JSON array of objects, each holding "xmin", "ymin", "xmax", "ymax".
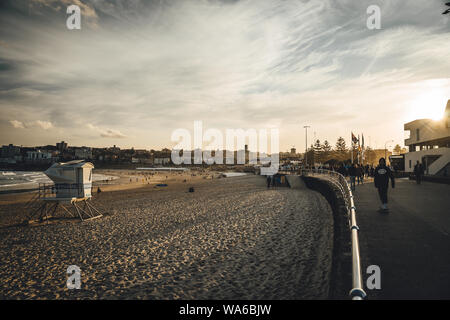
[
  {"xmin": 374, "ymin": 157, "xmax": 395, "ymax": 212},
  {"xmin": 348, "ymin": 164, "xmax": 357, "ymax": 191},
  {"xmin": 414, "ymin": 161, "xmax": 424, "ymax": 184},
  {"xmin": 266, "ymin": 175, "xmax": 272, "ymax": 189}
]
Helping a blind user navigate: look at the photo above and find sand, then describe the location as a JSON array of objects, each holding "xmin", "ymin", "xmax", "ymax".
[{"xmin": 0, "ymin": 174, "xmax": 334, "ymax": 299}]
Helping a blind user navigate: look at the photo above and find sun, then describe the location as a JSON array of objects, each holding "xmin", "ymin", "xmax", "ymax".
[{"xmin": 407, "ymin": 89, "xmax": 448, "ymax": 121}]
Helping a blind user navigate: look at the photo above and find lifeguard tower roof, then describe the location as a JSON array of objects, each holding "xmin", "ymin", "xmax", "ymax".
[{"xmin": 45, "ymin": 160, "xmax": 94, "ymax": 184}]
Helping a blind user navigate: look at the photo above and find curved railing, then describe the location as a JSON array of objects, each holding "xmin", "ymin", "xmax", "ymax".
[{"xmin": 298, "ymin": 168, "xmax": 367, "ymax": 300}]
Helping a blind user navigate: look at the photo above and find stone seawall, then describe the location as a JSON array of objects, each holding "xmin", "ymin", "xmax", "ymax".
[{"xmin": 302, "ymin": 176, "xmax": 352, "ymax": 300}]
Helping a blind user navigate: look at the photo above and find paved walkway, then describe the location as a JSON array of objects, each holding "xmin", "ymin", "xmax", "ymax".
[{"xmin": 353, "ymin": 178, "xmax": 450, "ymax": 299}]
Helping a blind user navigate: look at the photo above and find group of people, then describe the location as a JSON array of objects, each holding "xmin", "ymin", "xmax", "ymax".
[
  {"xmin": 413, "ymin": 160, "xmax": 425, "ymax": 184},
  {"xmin": 266, "ymin": 175, "xmax": 281, "ymax": 188},
  {"xmin": 334, "ymin": 163, "xmax": 379, "ymax": 191},
  {"xmin": 334, "ymin": 159, "xmax": 396, "ymax": 212},
  {"xmin": 275, "ymin": 158, "xmax": 427, "ymax": 212}
]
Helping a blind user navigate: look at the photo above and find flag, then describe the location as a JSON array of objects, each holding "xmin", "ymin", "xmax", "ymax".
[{"xmin": 351, "ymin": 132, "xmax": 358, "ymax": 144}]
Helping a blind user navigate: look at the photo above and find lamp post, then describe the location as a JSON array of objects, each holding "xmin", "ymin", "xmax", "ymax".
[
  {"xmin": 304, "ymin": 125, "xmax": 310, "ymax": 168},
  {"xmin": 384, "ymin": 139, "xmax": 394, "ymax": 162}
]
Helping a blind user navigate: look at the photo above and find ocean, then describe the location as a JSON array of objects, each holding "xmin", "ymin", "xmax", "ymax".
[{"xmin": 0, "ymin": 171, "xmax": 118, "ymax": 190}]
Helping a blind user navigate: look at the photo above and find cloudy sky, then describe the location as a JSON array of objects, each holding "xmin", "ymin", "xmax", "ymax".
[{"xmin": 1, "ymin": 0, "xmax": 449, "ymax": 152}]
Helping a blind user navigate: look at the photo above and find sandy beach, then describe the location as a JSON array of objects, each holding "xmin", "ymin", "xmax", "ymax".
[{"xmin": 0, "ymin": 174, "xmax": 334, "ymax": 299}]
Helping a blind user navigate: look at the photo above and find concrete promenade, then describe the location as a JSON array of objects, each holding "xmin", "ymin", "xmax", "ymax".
[{"xmin": 353, "ymin": 178, "xmax": 450, "ymax": 299}]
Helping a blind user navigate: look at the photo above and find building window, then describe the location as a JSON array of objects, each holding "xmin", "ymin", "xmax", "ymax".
[
  {"xmin": 409, "ymin": 160, "xmax": 411, "ymax": 169},
  {"xmin": 416, "ymin": 128, "xmax": 420, "ymax": 141}
]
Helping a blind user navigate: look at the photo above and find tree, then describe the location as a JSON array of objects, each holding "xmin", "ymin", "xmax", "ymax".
[
  {"xmin": 335, "ymin": 137, "xmax": 348, "ymax": 162},
  {"xmin": 322, "ymin": 140, "xmax": 332, "ymax": 152},
  {"xmin": 313, "ymin": 139, "xmax": 322, "ymax": 152},
  {"xmin": 364, "ymin": 146, "xmax": 376, "ymax": 165},
  {"xmin": 335, "ymin": 137, "xmax": 347, "ymax": 152},
  {"xmin": 321, "ymin": 140, "xmax": 332, "ymax": 162},
  {"xmin": 313, "ymin": 139, "xmax": 322, "ymax": 163},
  {"xmin": 305, "ymin": 144, "xmax": 315, "ymax": 166},
  {"xmin": 393, "ymin": 144, "xmax": 402, "ymax": 155}
]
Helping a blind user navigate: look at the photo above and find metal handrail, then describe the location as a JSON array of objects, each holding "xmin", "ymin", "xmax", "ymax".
[
  {"xmin": 38, "ymin": 182, "xmax": 91, "ymax": 199},
  {"xmin": 298, "ymin": 168, "xmax": 367, "ymax": 300}
]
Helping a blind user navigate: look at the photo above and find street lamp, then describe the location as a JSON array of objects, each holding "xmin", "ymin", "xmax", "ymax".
[
  {"xmin": 304, "ymin": 126, "xmax": 310, "ymax": 168},
  {"xmin": 384, "ymin": 139, "xmax": 394, "ymax": 162}
]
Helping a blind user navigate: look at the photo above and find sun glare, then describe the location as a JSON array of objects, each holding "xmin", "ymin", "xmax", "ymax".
[{"xmin": 407, "ymin": 89, "xmax": 448, "ymax": 121}]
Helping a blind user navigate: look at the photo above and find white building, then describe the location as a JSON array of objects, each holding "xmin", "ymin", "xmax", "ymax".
[
  {"xmin": 404, "ymin": 100, "xmax": 450, "ymax": 175},
  {"xmin": 26, "ymin": 150, "xmax": 53, "ymax": 162},
  {"xmin": 154, "ymin": 157, "xmax": 171, "ymax": 165}
]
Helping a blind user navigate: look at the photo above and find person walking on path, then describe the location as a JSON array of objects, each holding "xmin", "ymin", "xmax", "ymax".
[
  {"xmin": 414, "ymin": 161, "xmax": 424, "ymax": 184},
  {"xmin": 266, "ymin": 175, "xmax": 272, "ymax": 189},
  {"xmin": 356, "ymin": 164, "xmax": 364, "ymax": 185},
  {"xmin": 348, "ymin": 163, "xmax": 357, "ymax": 191},
  {"xmin": 337, "ymin": 164, "xmax": 346, "ymax": 177},
  {"xmin": 374, "ymin": 157, "xmax": 395, "ymax": 212}
]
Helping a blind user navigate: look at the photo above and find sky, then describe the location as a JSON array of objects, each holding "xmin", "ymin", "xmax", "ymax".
[{"xmin": 0, "ymin": 0, "xmax": 450, "ymax": 152}]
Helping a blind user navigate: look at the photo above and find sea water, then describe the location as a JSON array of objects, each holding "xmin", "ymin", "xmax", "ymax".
[{"xmin": 0, "ymin": 171, "xmax": 118, "ymax": 190}]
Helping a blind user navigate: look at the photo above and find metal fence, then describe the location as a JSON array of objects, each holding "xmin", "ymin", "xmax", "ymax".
[{"xmin": 299, "ymin": 168, "xmax": 367, "ymax": 300}]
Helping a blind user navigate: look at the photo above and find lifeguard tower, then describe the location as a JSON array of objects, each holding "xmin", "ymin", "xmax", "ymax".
[{"xmin": 26, "ymin": 160, "xmax": 102, "ymax": 222}]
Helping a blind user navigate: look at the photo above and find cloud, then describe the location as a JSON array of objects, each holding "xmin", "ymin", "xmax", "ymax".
[
  {"xmin": 34, "ymin": 120, "xmax": 53, "ymax": 130},
  {"xmin": 9, "ymin": 120, "xmax": 25, "ymax": 129},
  {"xmin": 87, "ymin": 124, "xmax": 127, "ymax": 139},
  {"xmin": 0, "ymin": 0, "xmax": 449, "ymax": 150},
  {"xmin": 9, "ymin": 119, "xmax": 53, "ymax": 130},
  {"xmin": 29, "ymin": 0, "xmax": 99, "ymax": 28}
]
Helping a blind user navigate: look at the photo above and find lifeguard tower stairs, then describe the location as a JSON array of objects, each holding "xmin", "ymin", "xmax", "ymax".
[{"xmin": 25, "ymin": 183, "xmax": 103, "ymax": 223}]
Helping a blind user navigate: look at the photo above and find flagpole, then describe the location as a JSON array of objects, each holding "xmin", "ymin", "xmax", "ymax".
[
  {"xmin": 351, "ymin": 133, "xmax": 353, "ymax": 164},
  {"xmin": 360, "ymin": 134, "xmax": 363, "ymax": 164},
  {"xmin": 358, "ymin": 134, "xmax": 360, "ymax": 164}
]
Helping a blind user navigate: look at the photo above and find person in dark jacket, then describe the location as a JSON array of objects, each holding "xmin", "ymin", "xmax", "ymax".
[
  {"xmin": 413, "ymin": 161, "xmax": 424, "ymax": 184},
  {"xmin": 266, "ymin": 175, "xmax": 272, "ymax": 188},
  {"xmin": 374, "ymin": 157, "xmax": 395, "ymax": 211},
  {"xmin": 337, "ymin": 164, "xmax": 346, "ymax": 177},
  {"xmin": 356, "ymin": 164, "xmax": 364, "ymax": 184},
  {"xmin": 348, "ymin": 164, "xmax": 357, "ymax": 191}
]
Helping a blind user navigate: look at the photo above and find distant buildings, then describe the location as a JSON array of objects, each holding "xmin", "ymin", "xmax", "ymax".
[
  {"xmin": 26, "ymin": 150, "xmax": 54, "ymax": 162},
  {"xmin": 74, "ymin": 147, "xmax": 93, "ymax": 160},
  {"xmin": 153, "ymin": 157, "xmax": 171, "ymax": 165},
  {"xmin": 404, "ymin": 100, "xmax": 450, "ymax": 175},
  {"xmin": 0, "ymin": 144, "xmax": 22, "ymax": 164},
  {"xmin": 56, "ymin": 141, "xmax": 68, "ymax": 153}
]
